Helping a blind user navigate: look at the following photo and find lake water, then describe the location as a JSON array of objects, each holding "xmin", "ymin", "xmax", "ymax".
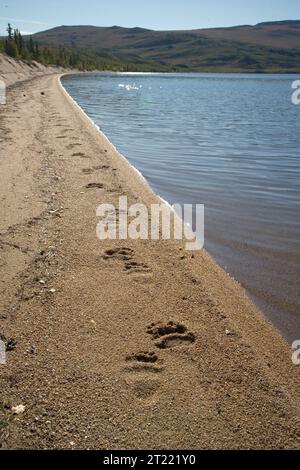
[{"xmin": 62, "ymin": 72, "xmax": 300, "ymax": 342}]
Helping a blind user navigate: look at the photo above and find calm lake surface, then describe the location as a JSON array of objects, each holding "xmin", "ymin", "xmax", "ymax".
[{"xmin": 62, "ymin": 73, "xmax": 300, "ymax": 342}]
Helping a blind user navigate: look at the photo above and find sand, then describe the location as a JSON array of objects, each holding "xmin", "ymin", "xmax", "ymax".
[
  {"xmin": 0, "ymin": 64, "xmax": 300, "ymax": 450},
  {"xmin": 0, "ymin": 54, "xmax": 64, "ymax": 86}
]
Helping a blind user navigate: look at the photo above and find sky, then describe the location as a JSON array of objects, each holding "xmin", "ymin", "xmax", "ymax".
[{"xmin": 0, "ymin": 0, "xmax": 299, "ymax": 35}]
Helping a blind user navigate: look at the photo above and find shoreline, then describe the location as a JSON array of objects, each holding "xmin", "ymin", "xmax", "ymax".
[
  {"xmin": 60, "ymin": 71, "xmax": 300, "ymax": 344},
  {"xmin": 41, "ymin": 70, "xmax": 300, "ymax": 352},
  {"xmin": 58, "ymin": 74, "xmax": 199, "ymax": 253},
  {"xmin": 0, "ymin": 71, "xmax": 300, "ymax": 449},
  {"xmin": 58, "ymin": 74, "xmax": 153, "ymax": 191}
]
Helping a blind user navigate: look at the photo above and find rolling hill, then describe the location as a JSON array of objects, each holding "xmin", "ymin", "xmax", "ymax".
[{"xmin": 32, "ymin": 20, "xmax": 300, "ymax": 72}]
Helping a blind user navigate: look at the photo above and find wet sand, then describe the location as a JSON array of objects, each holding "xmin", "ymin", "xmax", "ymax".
[{"xmin": 0, "ymin": 69, "xmax": 300, "ymax": 449}]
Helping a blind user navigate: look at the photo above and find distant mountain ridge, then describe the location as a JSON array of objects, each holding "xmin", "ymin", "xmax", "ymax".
[
  {"xmin": 32, "ymin": 20, "xmax": 300, "ymax": 72},
  {"xmin": 257, "ymin": 20, "xmax": 300, "ymax": 26}
]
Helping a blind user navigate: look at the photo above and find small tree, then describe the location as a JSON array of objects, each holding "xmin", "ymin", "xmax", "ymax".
[
  {"xmin": 4, "ymin": 23, "xmax": 18, "ymax": 57},
  {"xmin": 7, "ymin": 23, "xmax": 13, "ymax": 40},
  {"xmin": 34, "ymin": 42, "xmax": 40, "ymax": 60},
  {"xmin": 17, "ymin": 30, "xmax": 24, "ymax": 55},
  {"xmin": 28, "ymin": 36, "xmax": 35, "ymax": 55},
  {"xmin": 4, "ymin": 38, "xmax": 18, "ymax": 57}
]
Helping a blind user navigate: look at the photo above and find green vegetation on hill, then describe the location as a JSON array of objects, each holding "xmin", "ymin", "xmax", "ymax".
[
  {"xmin": 33, "ymin": 23, "xmax": 300, "ymax": 73},
  {"xmin": 0, "ymin": 24, "xmax": 85, "ymax": 68},
  {"xmin": 1, "ymin": 21, "xmax": 300, "ymax": 73},
  {"xmin": 0, "ymin": 24, "xmax": 176, "ymax": 72}
]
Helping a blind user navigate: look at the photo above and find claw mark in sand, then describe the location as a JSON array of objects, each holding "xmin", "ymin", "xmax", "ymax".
[
  {"xmin": 72, "ymin": 152, "xmax": 87, "ymax": 157},
  {"xmin": 126, "ymin": 351, "xmax": 158, "ymax": 364},
  {"xmin": 102, "ymin": 247, "xmax": 134, "ymax": 261},
  {"xmin": 94, "ymin": 165, "xmax": 110, "ymax": 171},
  {"xmin": 67, "ymin": 143, "xmax": 82, "ymax": 150},
  {"xmin": 125, "ymin": 350, "xmax": 162, "ymax": 373},
  {"xmin": 147, "ymin": 321, "xmax": 196, "ymax": 349},
  {"xmin": 102, "ymin": 247, "xmax": 152, "ymax": 277},
  {"xmin": 82, "ymin": 165, "xmax": 111, "ymax": 175},
  {"xmin": 124, "ymin": 261, "xmax": 151, "ymax": 274},
  {"xmin": 85, "ymin": 183, "xmax": 104, "ymax": 190}
]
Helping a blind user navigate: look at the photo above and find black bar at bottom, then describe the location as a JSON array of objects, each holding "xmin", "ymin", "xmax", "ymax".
[{"xmin": 0, "ymin": 450, "xmax": 299, "ymax": 466}]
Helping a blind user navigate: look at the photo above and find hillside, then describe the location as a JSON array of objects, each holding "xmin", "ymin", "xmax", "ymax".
[
  {"xmin": 196, "ymin": 20, "xmax": 300, "ymax": 50},
  {"xmin": 32, "ymin": 21, "xmax": 300, "ymax": 72},
  {"xmin": 0, "ymin": 34, "xmax": 173, "ymax": 73}
]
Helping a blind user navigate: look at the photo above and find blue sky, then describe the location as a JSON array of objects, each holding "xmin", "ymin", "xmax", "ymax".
[{"xmin": 0, "ymin": 0, "xmax": 299, "ymax": 35}]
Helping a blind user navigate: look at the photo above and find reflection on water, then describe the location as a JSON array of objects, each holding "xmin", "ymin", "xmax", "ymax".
[{"xmin": 62, "ymin": 72, "xmax": 300, "ymax": 342}]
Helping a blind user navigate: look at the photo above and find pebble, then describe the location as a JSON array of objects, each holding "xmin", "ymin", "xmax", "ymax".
[{"xmin": 12, "ymin": 404, "xmax": 26, "ymax": 415}]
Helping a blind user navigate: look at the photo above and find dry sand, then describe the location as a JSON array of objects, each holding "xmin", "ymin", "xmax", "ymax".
[
  {"xmin": 0, "ymin": 53, "xmax": 64, "ymax": 86},
  {"xmin": 0, "ymin": 63, "xmax": 300, "ymax": 450}
]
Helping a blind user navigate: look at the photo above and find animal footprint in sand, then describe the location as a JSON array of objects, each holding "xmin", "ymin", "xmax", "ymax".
[
  {"xmin": 124, "ymin": 352, "xmax": 163, "ymax": 399},
  {"xmin": 102, "ymin": 247, "xmax": 152, "ymax": 276},
  {"xmin": 128, "ymin": 379, "xmax": 160, "ymax": 400},
  {"xmin": 147, "ymin": 321, "xmax": 196, "ymax": 349},
  {"xmin": 124, "ymin": 261, "xmax": 151, "ymax": 274},
  {"xmin": 103, "ymin": 247, "xmax": 134, "ymax": 261}
]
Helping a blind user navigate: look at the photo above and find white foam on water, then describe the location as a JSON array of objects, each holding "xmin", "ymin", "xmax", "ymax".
[
  {"xmin": 118, "ymin": 83, "xmax": 140, "ymax": 91},
  {"xmin": 126, "ymin": 84, "xmax": 139, "ymax": 91}
]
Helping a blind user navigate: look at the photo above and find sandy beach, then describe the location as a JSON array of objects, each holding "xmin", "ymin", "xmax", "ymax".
[{"xmin": 0, "ymin": 63, "xmax": 300, "ymax": 449}]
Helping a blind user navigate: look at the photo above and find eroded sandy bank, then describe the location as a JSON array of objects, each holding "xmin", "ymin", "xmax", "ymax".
[{"xmin": 0, "ymin": 53, "xmax": 65, "ymax": 87}]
